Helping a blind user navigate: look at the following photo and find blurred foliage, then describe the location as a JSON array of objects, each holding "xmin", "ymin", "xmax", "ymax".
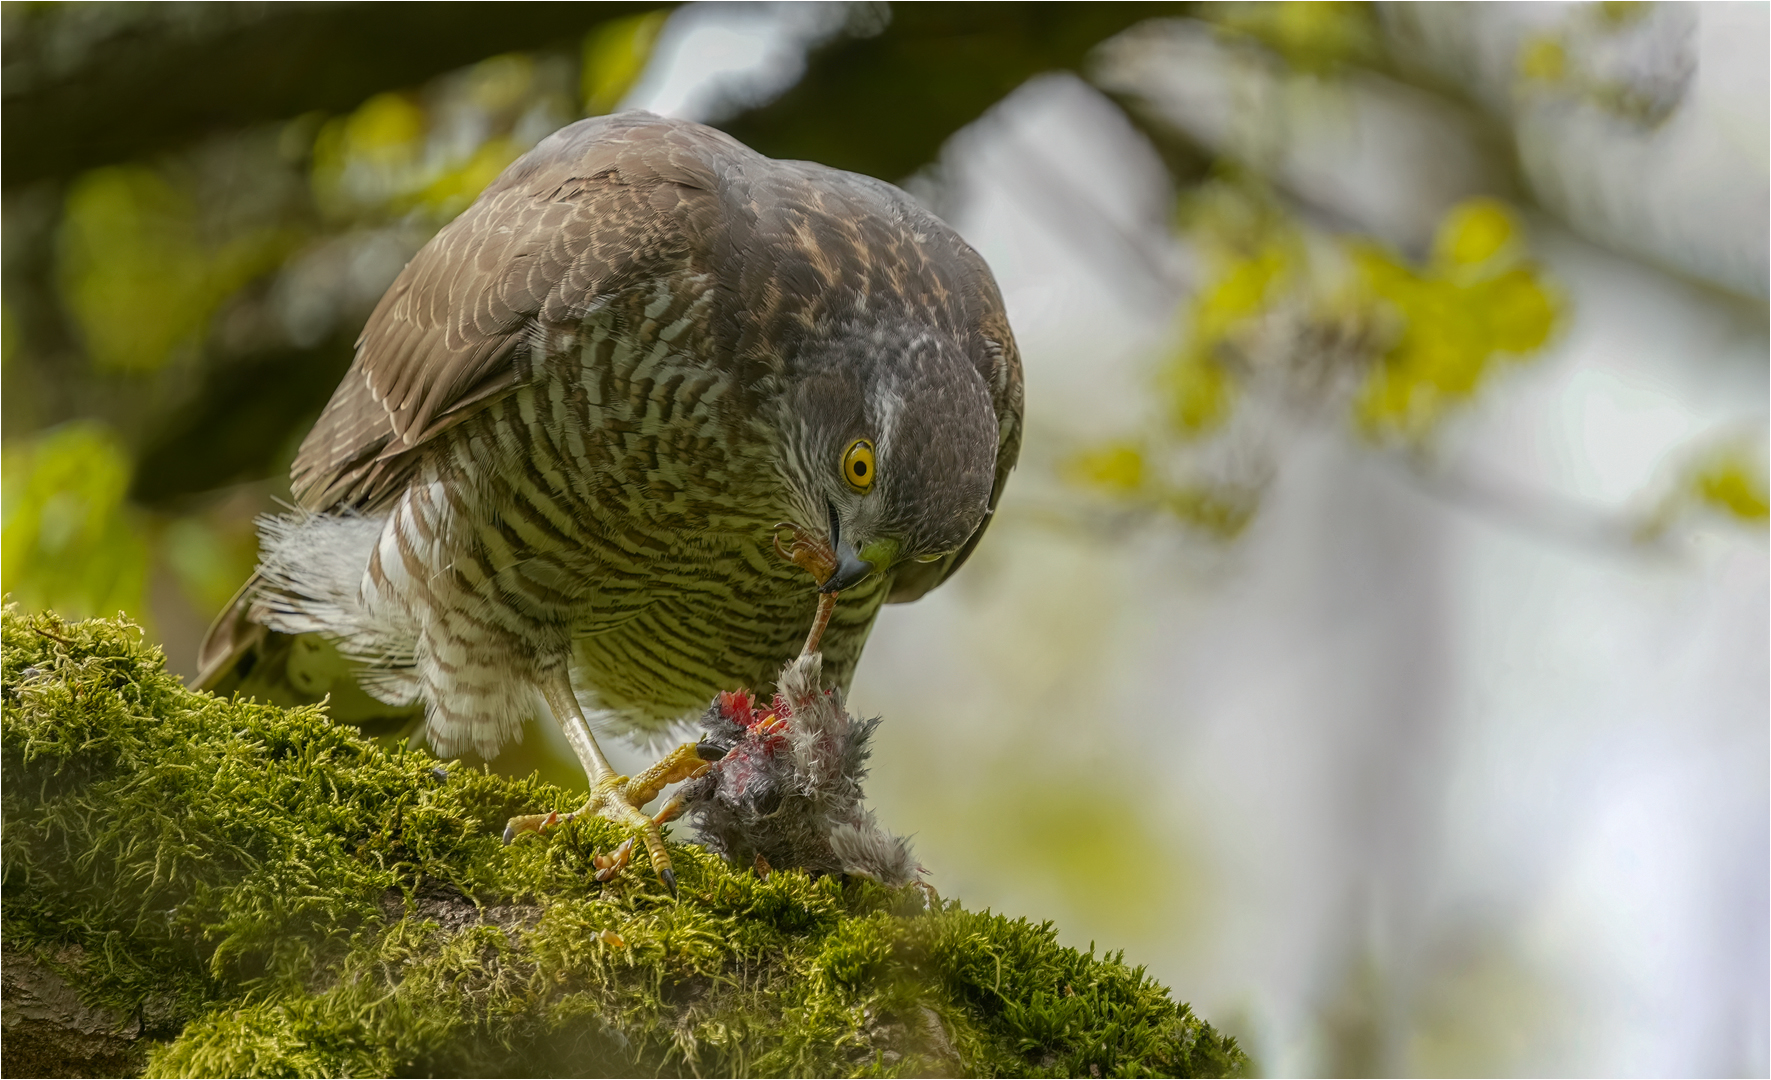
[
  {"xmin": 1514, "ymin": 1, "xmax": 1695, "ymax": 127},
  {"xmin": 0, "ymin": 3, "xmax": 665, "ymax": 189},
  {"xmin": 58, "ymin": 165, "xmax": 295, "ymax": 373},
  {"xmin": 1068, "ymin": 442, "xmax": 1148, "ymax": 496},
  {"xmin": 161, "ymin": 514, "xmax": 262, "ymax": 619},
  {"xmin": 1353, "ymin": 199, "xmax": 1559, "ymax": 442},
  {"xmin": 1691, "ymin": 447, "xmax": 1769, "ymax": 525},
  {"xmin": 1518, "ymin": 37, "xmax": 1569, "ymax": 85},
  {"xmin": 2, "ymin": 422, "xmax": 146, "ymax": 620},
  {"xmin": 1205, "ymin": 1, "xmax": 1382, "ymax": 74},
  {"xmin": 1639, "ymin": 433, "xmax": 1771, "ymax": 540},
  {"xmin": 1066, "ymin": 188, "xmax": 1561, "ymax": 536},
  {"xmin": 311, "ymin": 54, "xmax": 578, "ymax": 223},
  {"xmin": 1, "ymin": 299, "xmax": 18, "ymax": 368},
  {"xmin": 583, "ymin": 10, "xmax": 672, "ymax": 115},
  {"xmin": 1165, "ymin": 182, "xmax": 1301, "ymax": 437},
  {"xmin": 310, "ymin": 92, "xmax": 434, "ymax": 217}
]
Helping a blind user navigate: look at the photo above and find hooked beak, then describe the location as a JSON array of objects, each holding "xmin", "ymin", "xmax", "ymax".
[
  {"xmin": 820, "ymin": 499, "xmax": 874, "ymax": 593},
  {"xmin": 821, "ymin": 541, "xmax": 874, "ymax": 594}
]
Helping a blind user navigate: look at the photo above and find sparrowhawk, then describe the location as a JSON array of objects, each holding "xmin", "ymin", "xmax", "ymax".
[{"xmin": 197, "ymin": 112, "xmax": 1023, "ymax": 887}]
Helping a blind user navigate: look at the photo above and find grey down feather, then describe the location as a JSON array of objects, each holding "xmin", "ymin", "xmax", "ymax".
[{"xmin": 680, "ymin": 653, "xmax": 921, "ymax": 888}]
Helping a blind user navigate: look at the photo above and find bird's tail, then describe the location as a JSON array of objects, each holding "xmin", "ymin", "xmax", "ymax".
[
  {"xmin": 194, "ymin": 572, "xmax": 267, "ymax": 693},
  {"xmin": 193, "ymin": 527, "xmax": 424, "ymax": 737}
]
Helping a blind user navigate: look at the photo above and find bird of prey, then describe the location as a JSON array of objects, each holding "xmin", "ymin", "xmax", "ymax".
[{"xmin": 197, "ymin": 112, "xmax": 1023, "ymax": 888}]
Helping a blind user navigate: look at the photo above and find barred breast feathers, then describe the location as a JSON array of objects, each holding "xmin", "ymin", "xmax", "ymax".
[{"xmin": 255, "ymin": 472, "xmax": 552, "ymax": 760}]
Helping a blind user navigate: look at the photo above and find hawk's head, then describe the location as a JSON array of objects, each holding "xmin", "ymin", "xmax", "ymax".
[{"xmin": 777, "ymin": 322, "xmax": 998, "ymax": 595}]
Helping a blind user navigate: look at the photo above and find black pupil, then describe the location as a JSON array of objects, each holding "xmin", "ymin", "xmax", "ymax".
[{"xmin": 853, "ymin": 460, "xmax": 867, "ymax": 477}]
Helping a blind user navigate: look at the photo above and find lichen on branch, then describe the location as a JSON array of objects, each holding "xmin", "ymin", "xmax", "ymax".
[{"xmin": 0, "ymin": 605, "xmax": 1245, "ymax": 1078}]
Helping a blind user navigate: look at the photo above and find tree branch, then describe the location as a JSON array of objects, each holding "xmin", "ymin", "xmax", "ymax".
[
  {"xmin": 1, "ymin": 3, "xmax": 667, "ymax": 189},
  {"xmin": 0, "ymin": 606, "xmax": 1245, "ymax": 1078}
]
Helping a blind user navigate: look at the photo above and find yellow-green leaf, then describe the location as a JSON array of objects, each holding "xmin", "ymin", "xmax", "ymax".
[
  {"xmin": 1481, "ymin": 268, "xmax": 1557, "ymax": 354},
  {"xmin": 1691, "ymin": 445, "xmax": 1770, "ymax": 525},
  {"xmin": 58, "ymin": 166, "xmax": 292, "ymax": 373},
  {"xmin": 411, "ymin": 137, "xmax": 524, "ymax": 219},
  {"xmin": 1355, "ymin": 200, "xmax": 1560, "ymax": 441},
  {"xmin": 1163, "ymin": 350, "xmax": 1237, "ymax": 435},
  {"xmin": 163, "ymin": 515, "xmax": 260, "ymax": 616},
  {"xmin": 1, "ymin": 423, "xmax": 148, "ymax": 620},
  {"xmin": 582, "ymin": 11, "xmax": 670, "ymax": 116},
  {"xmin": 1435, "ymin": 198, "xmax": 1519, "ymax": 271},
  {"xmin": 1518, "ymin": 37, "xmax": 1568, "ymax": 83},
  {"xmin": 1064, "ymin": 443, "xmax": 1147, "ymax": 496}
]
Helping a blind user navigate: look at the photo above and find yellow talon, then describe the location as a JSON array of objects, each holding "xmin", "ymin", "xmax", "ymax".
[{"xmin": 502, "ymin": 738, "xmax": 724, "ymax": 892}]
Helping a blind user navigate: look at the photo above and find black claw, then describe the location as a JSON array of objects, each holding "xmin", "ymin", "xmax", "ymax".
[
  {"xmin": 695, "ymin": 740, "xmax": 728, "ymax": 761},
  {"xmin": 502, "ymin": 824, "xmax": 517, "ymax": 845},
  {"xmin": 431, "ymin": 766, "xmax": 450, "ymax": 781},
  {"xmin": 660, "ymin": 868, "xmax": 678, "ymax": 894}
]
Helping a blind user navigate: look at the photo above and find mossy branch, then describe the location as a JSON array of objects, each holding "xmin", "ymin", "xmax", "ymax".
[{"xmin": 0, "ymin": 606, "xmax": 1245, "ymax": 1078}]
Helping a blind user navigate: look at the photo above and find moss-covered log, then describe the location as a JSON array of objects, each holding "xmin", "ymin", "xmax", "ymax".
[{"xmin": 0, "ymin": 607, "xmax": 1244, "ymax": 1078}]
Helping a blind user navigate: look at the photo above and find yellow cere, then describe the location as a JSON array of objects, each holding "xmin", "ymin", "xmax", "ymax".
[{"xmin": 842, "ymin": 439, "xmax": 877, "ymax": 493}]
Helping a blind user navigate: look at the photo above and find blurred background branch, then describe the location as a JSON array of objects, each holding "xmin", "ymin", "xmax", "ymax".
[{"xmin": 2, "ymin": 3, "xmax": 662, "ymax": 187}]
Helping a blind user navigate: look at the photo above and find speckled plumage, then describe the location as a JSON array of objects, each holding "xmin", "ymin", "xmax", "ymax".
[{"xmin": 199, "ymin": 112, "xmax": 1023, "ymax": 762}]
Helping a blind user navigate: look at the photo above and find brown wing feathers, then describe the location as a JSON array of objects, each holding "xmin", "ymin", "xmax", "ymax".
[{"xmin": 290, "ymin": 116, "xmax": 733, "ymax": 511}]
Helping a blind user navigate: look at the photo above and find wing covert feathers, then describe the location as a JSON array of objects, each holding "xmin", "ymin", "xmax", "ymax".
[{"xmin": 291, "ymin": 114, "xmax": 734, "ymax": 510}]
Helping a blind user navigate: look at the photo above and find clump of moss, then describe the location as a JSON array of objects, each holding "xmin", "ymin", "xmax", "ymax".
[{"xmin": 1, "ymin": 606, "xmax": 1246, "ymax": 1078}]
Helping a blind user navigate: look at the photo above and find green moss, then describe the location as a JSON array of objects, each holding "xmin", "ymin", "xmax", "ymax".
[{"xmin": 2, "ymin": 606, "xmax": 1245, "ymax": 1078}]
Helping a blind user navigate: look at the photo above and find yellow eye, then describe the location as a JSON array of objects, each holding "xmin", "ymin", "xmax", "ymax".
[{"xmin": 842, "ymin": 440, "xmax": 876, "ymax": 493}]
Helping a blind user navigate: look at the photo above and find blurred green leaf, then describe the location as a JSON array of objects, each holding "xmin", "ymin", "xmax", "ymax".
[
  {"xmin": 1164, "ymin": 181, "xmax": 1303, "ymax": 435},
  {"xmin": 467, "ymin": 52, "xmax": 538, "ymax": 114},
  {"xmin": 1598, "ymin": 1, "xmax": 1653, "ymax": 27},
  {"xmin": 1061, "ymin": 437, "xmax": 1259, "ymax": 541},
  {"xmin": 1434, "ymin": 198, "xmax": 1522, "ymax": 272},
  {"xmin": 1512, "ymin": 4, "xmax": 1689, "ymax": 127},
  {"xmin": 582, "ymin": 10, "xmax": 670, "ymax": 116},
  {"xmin": 1691, "ymin": 447, "xmax": 1770, "ymax": 525},
  {"xmin": 1518, "ymin": 36, "xmax": 1569, "ymax": 84},
  {"xmin": 2, "ymin": 422, "xmax": 148, "ymax": 620},
  {"xmin": 1355, "ymin": 199, "xmax": 1560, "ymax": 442},
  {"xmin": 1643, "ymin": 435, "xmax": 1771, "ymax": 538},
  {"xmin": 1068, "ymin": 191, "xmax": 1559, "ymax": 543},
  {"xmin": 162, "ymin": 514, "xmax": 260, "ymax": 616},
  {"xmin": 1160, "ymin": 484, "xmax": 1261, "ymax": 540},
  {"xmin": 411, "ymin": 136, "xmax": 524, "ymax": 219},
  {"xmin": 310, "ymin": 52, "xmax": 577, "ymax": 223},
  {"xmin": 310, "ymin": 92, "xmax": 429, "ymax": 218},
  {"xmin": 1163, "ymin": 241, "xmax": 1291, "ymax": 436},
  {"xmin": 1207, "ymin": 1, "xmax": 1382, "ymax": 74},
  {"xmin": 1064, "ymin": 442, "xmax": 1147, "ymax": 495},
  {"xmin": 57, "ymin": 165, "xmax": 293, "ymax": 373},
  {"xmin": 1163, "ymin": 350, "xmax": 1238, "ymax": 435}
]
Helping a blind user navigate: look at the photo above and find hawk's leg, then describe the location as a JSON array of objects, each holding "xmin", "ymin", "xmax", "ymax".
[{"xmin": 503, "ymin": 668, "xmax": 722, "ymax": 892}]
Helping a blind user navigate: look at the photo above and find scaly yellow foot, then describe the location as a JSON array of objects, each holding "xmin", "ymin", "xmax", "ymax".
[{"xmin": 503, "ymin": 740, "xmax": 723, "ymax": 891}]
